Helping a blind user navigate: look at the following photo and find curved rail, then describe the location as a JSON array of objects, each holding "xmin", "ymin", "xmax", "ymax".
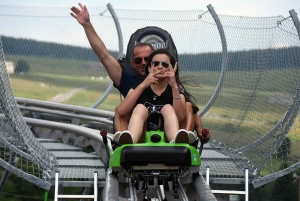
[
  {"xmin": 18, "ymin": 105, "xmax": 113, "ymax": 125},
  {"xmin": 23, "ymin": 117, "xmax": 104, "ymax": 143},
  {"xmin": 199, "ymin": 4, "xmax": 228, "ymax": 117},
  {"xmin": 16, "ymin": 97, "xmax": 114, "ymax": 118}
]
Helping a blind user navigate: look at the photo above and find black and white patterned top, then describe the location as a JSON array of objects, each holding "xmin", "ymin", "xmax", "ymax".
[{"xmin": 135, "ymin": 85, "xmax": 176, "ymax": 113}]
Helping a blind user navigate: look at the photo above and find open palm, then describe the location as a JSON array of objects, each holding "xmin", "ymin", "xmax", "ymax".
[{"xmin": 70, "ymin": 3, "xmax": 90, "ymax": 25}]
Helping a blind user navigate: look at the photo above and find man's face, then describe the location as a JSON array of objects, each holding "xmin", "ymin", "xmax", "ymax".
[{"xmin": 131, "ymin": 45, "xmax": 153, "ymax": 77}]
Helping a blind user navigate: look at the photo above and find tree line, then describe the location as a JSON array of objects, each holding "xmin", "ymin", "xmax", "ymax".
[{"xmin": 2, "ymin": 36, "xmax": 300, "ymax": 72}]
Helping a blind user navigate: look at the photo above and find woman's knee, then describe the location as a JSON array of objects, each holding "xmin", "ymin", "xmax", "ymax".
[
  {"xmin": 161, "ymin": 104, "xmax": 177, "ymax": 120},
  {"xmin": 161, "ymin": 104, "xmax": 175, "ymax": 114},
  {"xmin": 132, "ymin": 104, "xmax": 148, "ymax": 117}
]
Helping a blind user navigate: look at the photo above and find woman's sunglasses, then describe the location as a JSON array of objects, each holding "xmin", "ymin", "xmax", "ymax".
[
  {"xmin": 133, "ymin": 57, "xmax": 148, "ymax": 64},
  {"xmin": 151, "ymin": 61, "xmax": 169, "ymax": 68}
]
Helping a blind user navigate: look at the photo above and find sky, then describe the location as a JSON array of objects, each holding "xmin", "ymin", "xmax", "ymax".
[
  {"xmin": 1, "ymin": 0, "xmax": 300, "ymax": 17},
  {"xmin": 1, "ymin": 0, "xmax": 300, "ymax": 53}
]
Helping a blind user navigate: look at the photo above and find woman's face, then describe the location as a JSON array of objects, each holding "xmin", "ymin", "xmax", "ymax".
[{"xmin": 149, "ymin": 54, "xmax": 171, "ymax": 78}]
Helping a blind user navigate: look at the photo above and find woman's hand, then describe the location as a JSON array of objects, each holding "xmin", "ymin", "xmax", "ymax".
[
  {"xmin": 163, "ymin": 62, "xmax": 178, "ymax": 88},
  {"xmin": 141, "ymin": 66, "xmax": 161, "ymax": 87}
]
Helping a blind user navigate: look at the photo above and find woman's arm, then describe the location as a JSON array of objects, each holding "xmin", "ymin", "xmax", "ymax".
[
  {"xmin": 164, "ymin": 62, "xmax": 186, "ymax": 121},
  {"xmin": 116, "ymin": 69, "xmax": 161, "ymax": 116},
  {"xmin": 172, "ymin": 90, "xmax": 186, "ymax": 122},
  {"xmin": 116, "ymin": 86, "xmax": 144, "ymax": 117}
]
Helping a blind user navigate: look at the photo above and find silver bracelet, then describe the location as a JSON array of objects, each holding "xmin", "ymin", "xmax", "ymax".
[{"xmin": 173, "ymin": 96, "xmax": 181, "ymax": 99}]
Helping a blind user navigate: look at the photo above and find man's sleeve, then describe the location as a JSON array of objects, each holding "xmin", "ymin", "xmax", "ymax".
[{"xmin": 114, "ymin": 68, "xmax": 141, "ymax": 98}]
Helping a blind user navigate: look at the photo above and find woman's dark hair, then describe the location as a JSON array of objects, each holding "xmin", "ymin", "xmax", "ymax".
[
  {"xmin": 178, "ymin": 79, "xmax": 199, "ymax": 114},
  {"xmin": 146, "ymin": 49, "xmax": 199, "ymax": 113},
  {"xmin": 145, "ymin": 49, "xmax": 178, "ymax": 78}
]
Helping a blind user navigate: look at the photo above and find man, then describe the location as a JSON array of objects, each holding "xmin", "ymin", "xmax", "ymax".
[{"xmin": 70, "ymin": 3, "xmax": 210, "ymax": 143}]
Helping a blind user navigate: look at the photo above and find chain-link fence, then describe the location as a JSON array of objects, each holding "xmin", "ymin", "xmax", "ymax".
[{"xmin": 0, "ymin": 5, "xmax": 300, "ymax": 189}]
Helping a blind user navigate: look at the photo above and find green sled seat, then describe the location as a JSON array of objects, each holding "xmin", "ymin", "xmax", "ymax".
[{"xmin": 109, "ymin": 111, "xmax": 201, "ymax": 175}]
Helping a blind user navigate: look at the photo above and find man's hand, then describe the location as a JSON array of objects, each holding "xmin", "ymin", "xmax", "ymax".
[
  {"xmin": 198, "ymin": 128, "xmax": 210, "ymax": 144},
  {"xmin": 70, "ymin": 3, "xmax": 90, "ymax": 26}
]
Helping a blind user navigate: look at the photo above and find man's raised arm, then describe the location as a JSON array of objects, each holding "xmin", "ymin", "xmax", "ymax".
[{"xmin": 70, "ymin": 3, "xmax": 122, "ymax": 86}]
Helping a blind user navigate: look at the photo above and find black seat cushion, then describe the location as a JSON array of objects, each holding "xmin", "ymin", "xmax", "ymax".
[
  {"xmin": 125, "ymin": 26, "xmax": 178, "ymax": 63},
  {"xmin": 120, "ymin": 146, "xmax": 191, "ymax": 166}
]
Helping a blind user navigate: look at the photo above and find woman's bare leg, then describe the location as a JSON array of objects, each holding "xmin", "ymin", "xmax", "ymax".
[
  {"xmin": 128, "ymin": 104, "xmax": 148, "ymax": 143},
  {"xmin": 160, "ymin": 104, "xmax": 179, "ymax": 142}
]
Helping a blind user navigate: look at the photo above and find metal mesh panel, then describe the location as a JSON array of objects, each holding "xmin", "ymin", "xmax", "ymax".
[
  {"xmin": 0, "ymin": 5, "xmax": 300, "ymax": 188},
  {"xmin": 0, "ymin": 38, "xmax": 107, "ymax": 190},
  {"xmin": 0, "ymin": 39, "xmax": 57, "ymax": 188},
  {"xmin": 207, "ymin": 14, "xmax": 300, "ymax": 186}
]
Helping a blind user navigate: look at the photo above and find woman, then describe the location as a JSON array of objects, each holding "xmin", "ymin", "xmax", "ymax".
[{"xmin": 116, "ymin": 49, "xmax": 189, "ymax": 144}]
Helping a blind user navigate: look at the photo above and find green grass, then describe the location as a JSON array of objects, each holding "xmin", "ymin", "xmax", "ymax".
[
  {"xmin": 6, "ymin": 54, "xmax": 105, "ymax": 76},
  {"xmin": 9, "ymin": 65, "xmax": 299, "ymax": 118},
  {"xmin": 64, "ymin": 90, "xmax": 122, "ymax": 110},
  {"xmin": 10, "ymin": 72, "xmax": 110, "ymax": 89},
  {"xmin": 6, "ymin": 54, "xmax": 300, "ymax": 158},
  {"xmin": 10, "ymin": 77, "xmax": 69, "ymax": 100},
  {"xmin": 4, "ymin": 53, "xmax": 300, "ymax": 185}
]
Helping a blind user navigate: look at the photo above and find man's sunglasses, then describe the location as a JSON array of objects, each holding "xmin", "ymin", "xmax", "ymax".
[
  {"xmin": 133, "ymin": 57, "xmax": 148, "ymax": 64},
  {"xmin": 151, "ymin": 61, "xmax": 170, "ymax": 68}
]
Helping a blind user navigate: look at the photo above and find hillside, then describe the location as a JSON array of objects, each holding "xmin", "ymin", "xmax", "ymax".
[{"xmin": 1, "ymin": 36, "xmax": 300, "ymax": 72}]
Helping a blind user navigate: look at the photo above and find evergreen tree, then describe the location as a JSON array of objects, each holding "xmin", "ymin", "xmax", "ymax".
[
  {"xmin": 271, "ymin": 163, "xmax": 297, "ymax": 201},
  {"xmin": 15, "ymin": 60, "xmax": 30, "ymax": 73}
]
